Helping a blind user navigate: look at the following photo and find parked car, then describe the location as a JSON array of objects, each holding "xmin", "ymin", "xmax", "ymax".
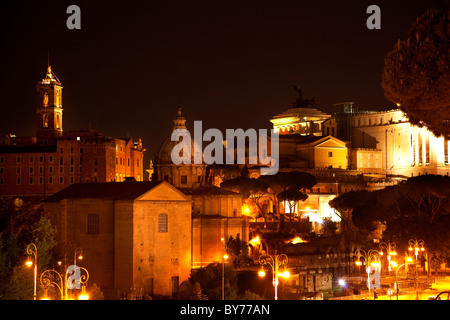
[{"xmin": 428, "ymin": 291, "xmax": 450, "ymax": 300}]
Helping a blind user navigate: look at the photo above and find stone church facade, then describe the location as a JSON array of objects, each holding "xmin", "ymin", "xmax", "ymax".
[{"xmin": 45, "ymin": 181, "xmax": 192, "ymax": 299}]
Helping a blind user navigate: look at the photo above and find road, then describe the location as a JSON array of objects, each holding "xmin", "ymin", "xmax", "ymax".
[{"xmin": 375, "ymin": 276, "xmax": 450, "ymax": 300}]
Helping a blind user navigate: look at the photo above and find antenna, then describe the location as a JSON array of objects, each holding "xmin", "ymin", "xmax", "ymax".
[{"xmin": 47, "ymin": 51, "xmax": 50, "ymax": 68}]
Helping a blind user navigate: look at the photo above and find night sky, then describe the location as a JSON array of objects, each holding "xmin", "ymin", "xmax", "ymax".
[{"xmin": 0, "ymin": 0, "xmax": 445, "ymax": 178}]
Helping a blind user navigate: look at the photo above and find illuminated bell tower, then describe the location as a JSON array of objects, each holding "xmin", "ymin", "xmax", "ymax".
[{"xmin": 36, "ymin": 66, "xmax": 63, "ymax": 144}]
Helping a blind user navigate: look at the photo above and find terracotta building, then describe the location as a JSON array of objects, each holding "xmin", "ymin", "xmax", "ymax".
[
  {"xmin": 0, "ymin": 66, "xmax": 145, "ymax": 196},
  {"xmin": 190, "ymin": 186, "xmax": 249, "ymax": 268},
  {"xmin": 45, "ymin": 181, "xmax": 192, "ymax": 299}
]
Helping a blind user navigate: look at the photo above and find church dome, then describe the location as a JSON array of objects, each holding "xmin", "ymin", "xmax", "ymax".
[{"xmin": 155, "ymin": 107, "xmax": 203, "ymax": 165}]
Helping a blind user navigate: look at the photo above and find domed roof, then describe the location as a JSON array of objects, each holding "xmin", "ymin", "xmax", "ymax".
[{"xmin": 155, "ymin": 107, "xmax": 203, "ymax": 165}]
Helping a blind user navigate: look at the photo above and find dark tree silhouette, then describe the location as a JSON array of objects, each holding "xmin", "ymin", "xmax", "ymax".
[{"xmin": 381, "ymin": 7, "xmax": 450, "ymax": 137}]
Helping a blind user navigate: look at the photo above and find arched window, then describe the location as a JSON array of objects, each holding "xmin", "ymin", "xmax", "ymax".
[
  {"xmin": 43, "ymin": 114, "xmax": 49, "ymax": 128},
  {"xmin": 158, "ymin": 213, "xmax": 168, "ymax": 233}
]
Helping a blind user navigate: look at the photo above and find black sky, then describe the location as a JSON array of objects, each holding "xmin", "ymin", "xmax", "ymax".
[{"xmin": 0, "ymin": 0, "xmax": 446, "ymax": 178}]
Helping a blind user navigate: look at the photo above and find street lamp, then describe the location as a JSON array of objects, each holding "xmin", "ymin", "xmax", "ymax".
[
  {"xmin": 354, "ymin": 248, "xmax": 381, "ymax": 299},
  {"xmin": 26, "ymin": 243, "xmax": 38, "ymax": 300},
  {"xmin": 258, "ymin": 250, "xmax": 289, "ymax": 300},
  {"xmin": 39, "ymin": 265, "xmax": 90, "ymax": 300},
  {"xmin": 74, "ymin": 247, "xmax": 83, "ymax": 265},
  {"xmin": 379, "ymin": 242, "xmax": 397, "ymax": 275},
  {"xmin": 408, "ymin": 238, "xmax": 425, "ymax": 300},
  {"xmin": 394, "ymin": 259, "xmax": 414, "ymax": 300},
  {"xmin": 408, "ymin": 239, "xmax": 425, "ymax": 259},
  {"xmin": 221, "ymin": 238, "xmax": 228, "ymax": 300},
  {"xmin": 40, "ymin": 269, "xmax": 64, "ymax": 300}
]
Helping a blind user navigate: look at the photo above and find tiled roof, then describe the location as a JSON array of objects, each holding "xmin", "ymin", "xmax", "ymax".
[{"xmin": 45, "ymin": 181, "xmax": 161, "ymax": 202}]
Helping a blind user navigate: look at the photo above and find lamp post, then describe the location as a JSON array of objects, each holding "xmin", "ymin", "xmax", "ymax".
[
  {"xmin": 221, "ymin": 238, "xmax": 228, "ymax": 300},
  {"xmin": 74, "ymin": 247, "xmax": 83, "ymax": 266},
  {"xmin": 394, "ymin": 257, "xmax": 414, "ymax": 300},
  {"xmin": 40, "ymin": 265, "xmax": 89, "ymax": 300},
  {"xmin": 354, "ymin": 248, "xmax": 381, "ymax": 299},
  {"xmin": 408, "ymin": 238, "xmax": 425, "ymax": 300},
  {"xmin": 259, "ymin": 250, "xmax": 289, "ymax": 300},
  {"xmin": 40, "ymin": 269, "xmax": 64, "ymax": 300},
  {"xmin": 379, "ymin": 242, "xmax": 397, "ymax": 275},
  {"xmin": 26, "ymin": 243, "xmax": 38, "ymax": 300}
]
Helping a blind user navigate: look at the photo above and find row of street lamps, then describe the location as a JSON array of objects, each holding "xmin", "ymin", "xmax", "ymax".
[
  {"xmin": 352, "ymin": 238, "xmax": 428, "ymax": 300},
  {"xmin": 247, "ymin": 237, "xmax": 428, "ymax": 300},
  {"xmin": 25, "ymin": 242, "xmax": 90, "ymax": 300}
]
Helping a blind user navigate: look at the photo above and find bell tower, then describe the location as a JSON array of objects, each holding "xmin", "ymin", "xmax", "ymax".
[{"xmin": 36, "ymin": 66, "xmax": 63, "ymax": 144}]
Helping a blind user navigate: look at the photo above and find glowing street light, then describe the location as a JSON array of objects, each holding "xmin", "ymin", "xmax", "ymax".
[
  {"xmin": 394, "ymin": 259, "xmax": 415, "ymax": 300},
  {"xmin": 259, "ymin": 250, "xmax": 289, "ymax": 300},
  {"xmin": 379, "ymin": 242, "xmax": 397, "ymax": 274},
  {"xmin": 408, "ymin": 238, "xmax": 425, "ymax": 300},
  {"xmin": 39, "ymin": 265, "xmax": 89, "ymax": 300},
  {"xmin": 221, "ymin": 238, "xmax": 228, "ymax": 300},
  {"xmin": 78, "ymin": 284, "xmax": 89, "ymax": 300},
  {"xmin": 26, "ymin": 243, "xmax": 38, "ymax": 300},
  {"xmin": 354, "ymin": 248, "xmax": 381, "ymax": 299}
]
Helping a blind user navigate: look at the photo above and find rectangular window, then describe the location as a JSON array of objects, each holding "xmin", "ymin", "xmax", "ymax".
[
  {"xmin": 87, "ymin": 214, "xmax": 99, "ymax": 234},
  {"xmin": 29, "ymin": 167, "xmax": 33, "ymax": 174},
  {"xmin": 158, "ymin": 213, "xmax": 168, "ymax": 233},
  {"xmin": 17, "ymin": 167, "xmax": 21, "ymax": 174},
  {"xmin": 59, "ymin": 176, "xmax": 64, "ymax": 184},
  {"xmin": 180, "ymin": 175, "xmax": 187, "ymax": 184},
  {"xmin": 49, "ymin": 156, "xmax": 53, "ymax": 163},
  {"xmin": 29, "ymin": 177, "xmax": 33, "ymax": 185},
  {"xmin": 16, "ymin": 156, "xmax": 21, "ymax": 163},
  {"xmin": 49, "ymin": 177, "xmax": 53, "ymax": 184},
  {"xmin": 328, "ymin": 151, "xmax": 333, "ymax": 157},
  {"xmin": 16, "ymin": 178, "xmax": 21, "ymax": 185},
  {"xmin": 29, "ymin": 156, "xmax": 34, "ymax": 163}
]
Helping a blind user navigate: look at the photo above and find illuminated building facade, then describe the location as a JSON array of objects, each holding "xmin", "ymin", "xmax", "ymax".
[
  {"xmin": 350, "ymin": 109, "xmax": 449, "ymax": 177},
  {"xmin": 271, "ymin": 107, "xmax": 331, "ymax": 136},
  {"xmin": 272, "ymin": 102, "xmax": 449, "ymax": 235},
  {"xmin": 323, "ymin": 103, "xmax": 450, "ymax": 177},
  {"xmin": 0, "ymin": 66, "xmax": 145, "ymax": 196},
  {"xmin": 45, "ymin": 181, "xmax": 192, "ymax": 299},
  {"xmin": 190, "ymin": 186, "xmax": 249, "ymax": 268}
]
